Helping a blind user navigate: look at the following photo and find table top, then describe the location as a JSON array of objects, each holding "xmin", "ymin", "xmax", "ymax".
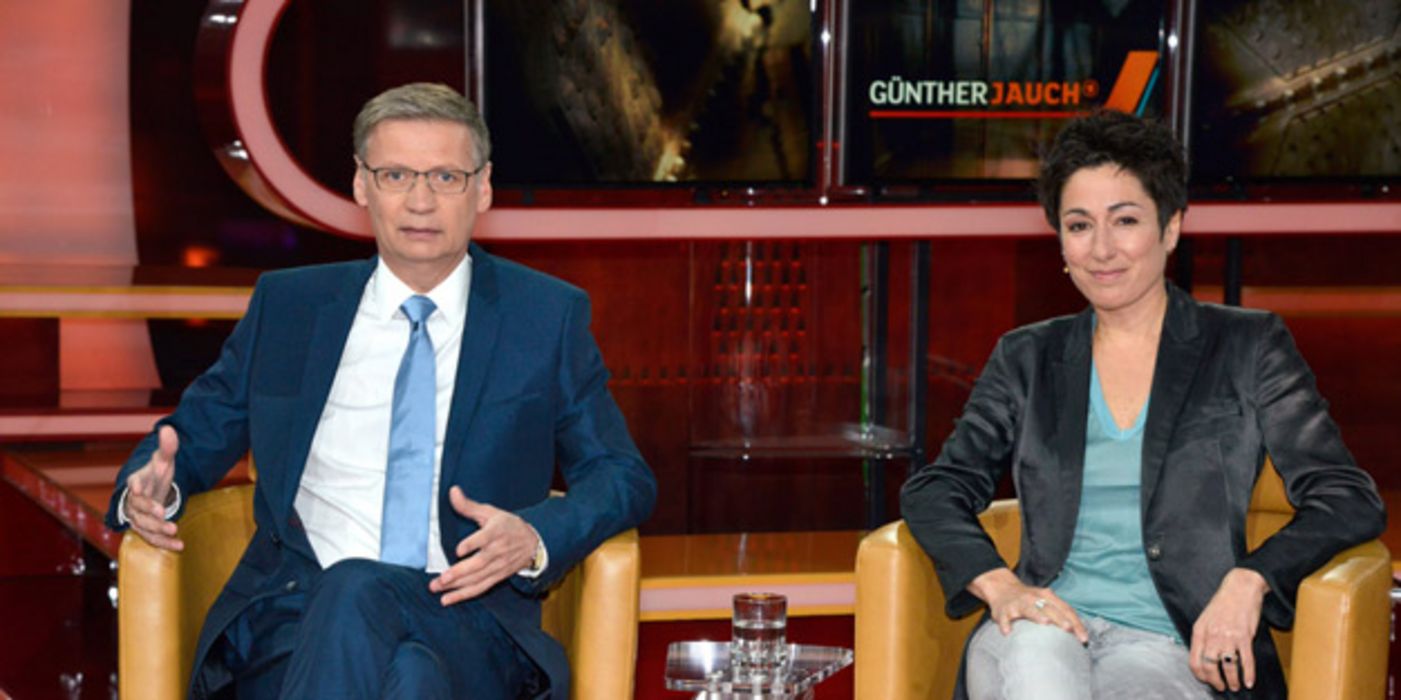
[
  {"xmin": 638, "ymin": 530, "xmax": 863, "ymax": 621},
  {"xmin": 641, "ymin": 530, "xmax": 861, "ymax": 581},
  {"xmin": 664, "ymin": 641, "xmax": 853, "ymax": 695}
]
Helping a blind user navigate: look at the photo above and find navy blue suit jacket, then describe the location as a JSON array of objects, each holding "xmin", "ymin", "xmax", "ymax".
[{"xmin": 106, "ymin": 244, "xmax": 657, "ymax": 698}]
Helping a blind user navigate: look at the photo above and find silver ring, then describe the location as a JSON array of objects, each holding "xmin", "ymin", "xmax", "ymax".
[
  {"xmin": 1202, "ymin": 654, "xmax": 1219, "ymax": 664},
  {"xmin": 1033, "ymin": 598, "xmax": 1048, "ymax": 610}
]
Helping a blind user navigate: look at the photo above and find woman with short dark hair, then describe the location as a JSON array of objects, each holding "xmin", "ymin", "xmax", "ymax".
[{"xmin": 900, "ymin": 110, "xmax": 1384, "ymax": 699}]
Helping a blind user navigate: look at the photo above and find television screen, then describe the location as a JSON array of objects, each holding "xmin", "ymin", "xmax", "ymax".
[
  {"xmin": 481, "ymin": 0, "xmax": 819, "ymax": 187},
  {"xmin": 1190, "ymin": 0, "xmax": 1400, "ymax": 182},
  {"xmin": 843, "ymin": 0, "xmax": 1168, "ymax": 186}
]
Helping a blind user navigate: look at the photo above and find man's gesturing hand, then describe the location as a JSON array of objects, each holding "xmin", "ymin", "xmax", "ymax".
[
  {"xmin": 429, "ymin": 486, "xmax": 540, "ymax": 606},
  {"xmin": 122, "ymin": 425, "xmax": 184, "ymax": 551}
]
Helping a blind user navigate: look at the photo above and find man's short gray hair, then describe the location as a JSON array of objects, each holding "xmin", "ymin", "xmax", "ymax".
[{"xmin": 352, "ymin": 82, "xmax": 491, "ymax": 167}]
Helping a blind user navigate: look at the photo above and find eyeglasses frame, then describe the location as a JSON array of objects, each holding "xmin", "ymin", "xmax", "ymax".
[{"xmin": 357, "ymin": 160, "xmax": 488, "ymax": 195}]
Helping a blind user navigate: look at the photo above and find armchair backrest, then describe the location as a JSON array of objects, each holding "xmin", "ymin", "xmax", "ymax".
[
  {"xmin": 1247, "ymin": 457, "xmax": 1293, "ymax": 545},
  {"xmin": 1246, "ymin": 459, "xmax": 1297, "ymax": 674}
]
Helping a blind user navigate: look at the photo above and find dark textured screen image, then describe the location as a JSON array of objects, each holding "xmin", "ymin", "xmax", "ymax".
[
  {"xmin": 484, "ymin": 0, "xmax": 817, "ymax": 186},
  {"xmin": 1191, "ymin": 0, "xmax": 1400, "ymax": 181}
]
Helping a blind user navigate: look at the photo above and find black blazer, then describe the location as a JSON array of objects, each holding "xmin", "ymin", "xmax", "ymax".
[{"xmin": 900, "ymin": 283, "xmax": 1385, "ymax": 699}]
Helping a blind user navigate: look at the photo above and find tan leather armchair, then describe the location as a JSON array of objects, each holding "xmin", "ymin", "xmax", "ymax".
[
  {"xmin": 855, "ymin": 461, "xmax": 1392, "ymax": 700},
  {"xmin": 117, "ymin": 484, "xmax": 642, "ymax": 699}
]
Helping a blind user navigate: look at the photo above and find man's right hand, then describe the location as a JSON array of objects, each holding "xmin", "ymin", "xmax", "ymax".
[
  {"xmin": 122, "ymin": 425, "xmax": 184, "ymax": 551},
  {"xmin": 969, "ymin": 567, "xmax": 1088, "ymax": 643}
]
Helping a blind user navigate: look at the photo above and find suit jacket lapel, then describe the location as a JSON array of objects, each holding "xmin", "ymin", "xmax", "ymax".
[
  {"xmin": 273, "ymin": 259, "xmax": 375, "ymax": 523},
  {"xmin": 1140, "ymin": 284, "xmax": 1207, "ymax": 514},
  {"xmin": 441, "ymin": 244, "xmax": 503, "ymax": 489}
]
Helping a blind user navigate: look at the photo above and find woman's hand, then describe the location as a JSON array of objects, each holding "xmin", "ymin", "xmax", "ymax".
[
  {"xmin": 1189, "ymin": 568, "xmax": 1269, "ymax": 693},
  {"xmin": 968, "ymin": 567, "xmax": 1088, "ymax": 643}
]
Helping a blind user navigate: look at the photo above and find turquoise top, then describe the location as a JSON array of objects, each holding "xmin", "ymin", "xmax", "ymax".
[{"xmin": 1050, "ymin": 360, "xmax": 1180, "ymax": 642}]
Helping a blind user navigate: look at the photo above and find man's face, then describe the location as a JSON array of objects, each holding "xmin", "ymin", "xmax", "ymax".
[{"xmin": 353, "ymin": 119, "xmax": 491, "ymax": 284}]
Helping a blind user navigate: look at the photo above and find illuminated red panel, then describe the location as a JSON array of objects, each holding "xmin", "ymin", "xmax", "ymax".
[
  {"xmin": 0, "ymin": 0, "xmax": 161, "ymax": 407},
  {"xmin": 0, "ymin": 0, "xmax": 138, "ymax": 266}
]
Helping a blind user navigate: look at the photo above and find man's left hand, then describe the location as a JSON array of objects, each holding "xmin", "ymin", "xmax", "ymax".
[{"xmin": 429, "ymin": 486, "xmax": 540, "ymax": 606}]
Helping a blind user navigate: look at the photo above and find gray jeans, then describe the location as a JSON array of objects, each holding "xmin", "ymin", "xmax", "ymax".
[{"xmin": 966, "ymin": 615, "xmax": 1215, "ymax": 700}]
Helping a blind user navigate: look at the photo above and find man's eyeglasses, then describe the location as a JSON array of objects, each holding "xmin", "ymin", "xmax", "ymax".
[{"xmin": 360, "ymin": 162, "xmax": 486, "ymax": 195}]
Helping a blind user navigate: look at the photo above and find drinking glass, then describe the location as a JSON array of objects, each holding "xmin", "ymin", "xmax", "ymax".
[{"xmin": 730, "ymin": 592, "xmax": 788, "ymax": 678}]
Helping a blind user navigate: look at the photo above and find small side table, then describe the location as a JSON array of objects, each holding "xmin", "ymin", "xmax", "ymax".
[{"xmin": 664, "ymin": 641, "xmax": 853, "ymax": 699}]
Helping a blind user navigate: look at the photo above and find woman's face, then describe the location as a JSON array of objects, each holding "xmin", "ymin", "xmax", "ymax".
[{"xmin": 1059, "ymin": 163, "xmax": 1180, "ymax": 314}]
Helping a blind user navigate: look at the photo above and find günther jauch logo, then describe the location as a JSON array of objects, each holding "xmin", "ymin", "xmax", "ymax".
[
  {"xmin": 869, "ymin": 78, "xmax": 1096, "ymax": 107},
  {"xmin": 865, "ymin": 50, "xmax": 1159, "ymax": 120}
]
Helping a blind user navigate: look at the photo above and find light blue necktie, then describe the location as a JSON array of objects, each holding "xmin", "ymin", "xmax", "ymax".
[{"xmin": 380, "ymin": 295, "xmax": 437, "ymax": 568}]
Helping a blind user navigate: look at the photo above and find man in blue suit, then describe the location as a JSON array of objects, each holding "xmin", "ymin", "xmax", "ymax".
[{"xmin": 105, "ymin": 82, "xmax": 657, "ymax": 699}]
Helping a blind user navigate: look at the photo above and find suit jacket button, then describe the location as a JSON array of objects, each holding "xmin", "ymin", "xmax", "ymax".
[
  {"xmin": 284, "ymin": 580, "xmax": 298, "ymax": 592},
  {"xmin": 1146, "ymin": 544, "xmax": 1163, "ymax": 561}
]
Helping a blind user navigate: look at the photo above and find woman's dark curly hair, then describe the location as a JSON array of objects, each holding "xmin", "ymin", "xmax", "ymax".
[{"xmin": 1037, "ymin": 110, "xmax": 1187, "ymax": 236}]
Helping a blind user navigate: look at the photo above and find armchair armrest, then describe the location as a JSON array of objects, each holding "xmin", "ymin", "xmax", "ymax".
[
  {"xmin": 1286, "ymin": 540, "xmax": 1391, "ymax": 700},
  {"xmin": 118, "ymin": 530, "xmax": 185, "ymax": 700},
  {"xmin": 118, "ymin": 484, "xmax": 257, "ymax": 700},
  {"xmin": 540, "ymin": 529, "xmax": 640, "ymax": 700},
  {"xmin": 855, "ymin": 501, "xmax": 1021, "ymax": 700}
]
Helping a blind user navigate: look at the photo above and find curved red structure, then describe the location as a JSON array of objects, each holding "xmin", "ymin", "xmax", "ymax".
[{"xmin": 195, "ymin": 0, "xmax": 371, "ymax": 239}]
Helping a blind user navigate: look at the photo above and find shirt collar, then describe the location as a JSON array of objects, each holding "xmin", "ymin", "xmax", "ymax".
[{"xmin": 367, "ymin": 254, "xmax": 472, "ymax": 332}]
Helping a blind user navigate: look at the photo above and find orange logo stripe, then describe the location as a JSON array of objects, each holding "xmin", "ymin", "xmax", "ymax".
[{"xmin": 1102, "ymin": 50, "xmax": 1160, "ymax": 113}]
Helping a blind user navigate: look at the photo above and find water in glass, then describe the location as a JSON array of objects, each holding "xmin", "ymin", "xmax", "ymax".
[{"xmin": 731, "ymin": 592, "xmax": 788, "ymax": 677}]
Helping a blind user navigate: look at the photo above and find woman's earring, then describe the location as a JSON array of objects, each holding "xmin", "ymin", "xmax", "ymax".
[{"xmin": 1062, "ymin": 265, "xmax": 1070, "ymax": 275}]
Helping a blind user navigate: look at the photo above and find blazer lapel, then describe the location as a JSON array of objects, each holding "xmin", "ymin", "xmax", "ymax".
[
  {"xmin": 441, "ymin": 244, "xmax": 503, "ymax": 488},
  {"xmin": 1140, "ymin": 284, "xmax": 1207, "ymax": 514},
  {"xmin": 272, "ymin": 259, "xmax": 375, "ymax": 522},
  {"xmin": 1044, "ymin": 309, "xmax": 1093, "ymax": 563}
]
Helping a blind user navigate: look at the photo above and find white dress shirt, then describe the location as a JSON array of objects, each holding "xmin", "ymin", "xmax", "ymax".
[{"xmin": 294, "ymin": 255, "xmax": 470, "ymax": 573}]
